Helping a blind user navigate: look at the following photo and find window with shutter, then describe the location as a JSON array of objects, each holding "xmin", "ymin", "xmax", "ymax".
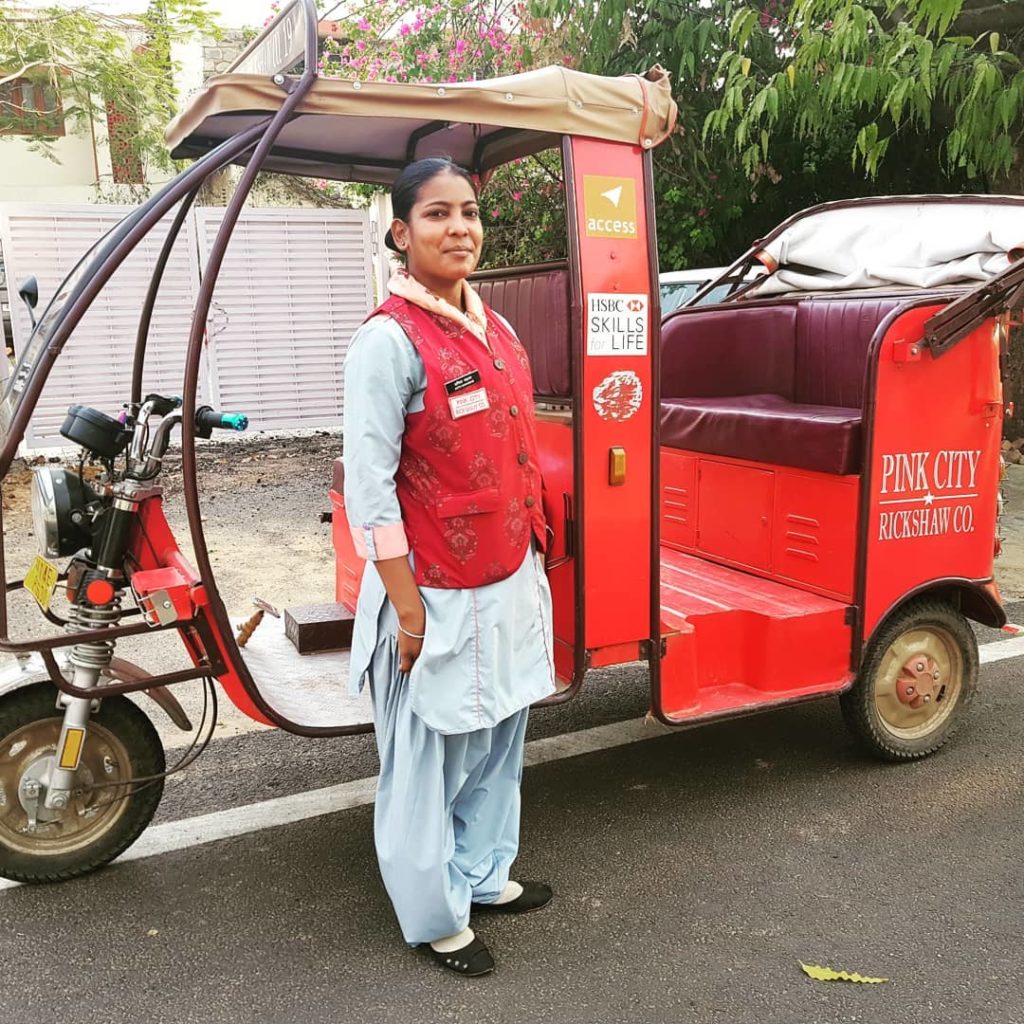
[{"xmin": 0, "ymin": 76, "xmax": 65, "ymax": 137}]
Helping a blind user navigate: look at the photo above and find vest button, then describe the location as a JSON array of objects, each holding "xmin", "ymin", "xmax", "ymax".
[
  {"xmin": 509, "ymin": 405, "xmax": 519, "ymax": 417},
  {"xmin": 517, "ymin": 451, "xmax": 528, "ymax": 465},
  {"xmin": 494, "ymin": 358, "xmax": 506, "ymax": 370},
  {"xmin": 525, "ymin": 495, "xmax": 535, "ymax": 508}
]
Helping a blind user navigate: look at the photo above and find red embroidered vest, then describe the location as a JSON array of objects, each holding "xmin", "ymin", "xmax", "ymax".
[{"xmin": 371, "ymin": 295, "xmax": 547, "ymax": 588}]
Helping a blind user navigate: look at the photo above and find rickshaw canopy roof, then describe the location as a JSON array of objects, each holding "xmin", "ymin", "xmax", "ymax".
[
  {"xmin": 750, "ymin": 195, "xmax": 1024, "ymax": 296},
  {"xmin": 164, "ymin": 64, "xmax": 678, "ymax": 183}
]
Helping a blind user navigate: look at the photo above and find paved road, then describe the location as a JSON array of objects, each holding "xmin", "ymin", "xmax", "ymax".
[{"xmin": 3, "ymin": 630, "xmax": 1024, "ymax": 1024}]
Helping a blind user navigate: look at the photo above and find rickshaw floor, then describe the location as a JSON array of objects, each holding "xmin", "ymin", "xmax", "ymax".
[
  {"xmin": 657, "ymin": 549, "xmax": 851, "ymax": 718},
  {"xmin": 659, "ymin": 549, "xmax": 846, "ymax": 624}
]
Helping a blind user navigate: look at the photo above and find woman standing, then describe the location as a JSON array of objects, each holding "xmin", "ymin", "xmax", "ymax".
[{"xmin": 343, "ymin": 157, "xmax": 556, "ymax": 976}]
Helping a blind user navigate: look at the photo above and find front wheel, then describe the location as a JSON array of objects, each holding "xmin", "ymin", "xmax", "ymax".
[
  {"xmin": 0, "ymin": 683, "xmax": 165, "ymax": 883},
  {"xmin": 841, "ymin": 598, "xmax": 978, "ymax": 762}
]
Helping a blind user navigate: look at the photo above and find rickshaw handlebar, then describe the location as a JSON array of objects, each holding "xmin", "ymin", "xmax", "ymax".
[{"xmin": 195, "ymin": 406, "xmax": 249, "ymax": 434}]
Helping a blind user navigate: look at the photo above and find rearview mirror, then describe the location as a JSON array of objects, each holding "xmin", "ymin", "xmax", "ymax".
[{"xmin": 18, "ymin": 275, "xmax": 38, "ymax": 329}]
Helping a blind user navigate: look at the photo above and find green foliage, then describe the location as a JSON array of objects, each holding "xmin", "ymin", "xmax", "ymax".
[
  {"xmin": 0, "ymin": 0, "xmax": 218, "ymax": 171},
  {"xmin": 266, "ymin": 0, "xmax": 567, "ymax": 267},
  {"xmin": 529, "ymin": 0, "xmax": 753, "ymax": 267},
  {"xmin": 707, "ymin": 0, "xmax": 1024, "ymax": 182}
]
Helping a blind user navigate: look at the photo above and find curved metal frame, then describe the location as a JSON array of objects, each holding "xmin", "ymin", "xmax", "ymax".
[
  {"xmin": 174, "ymin": 0, "xmax": 361, "ymax": 736},
  {"xmin": 0, "ymin": 0, "xmax": 321, "ymax": 688}
]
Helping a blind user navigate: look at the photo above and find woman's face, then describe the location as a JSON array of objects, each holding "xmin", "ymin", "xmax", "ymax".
[{"xmin": 391, "ymin": 171, "xmax": 483, "ymax": 292}]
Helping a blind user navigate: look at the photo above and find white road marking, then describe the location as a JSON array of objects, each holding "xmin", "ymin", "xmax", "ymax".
[
  {"xmin": 979, "ymin": 634, "xmax": 1024, "ymax": 665},
  {"xmin": 2, "ymin": 635, "xmax": 1021, "ymax": 892}
]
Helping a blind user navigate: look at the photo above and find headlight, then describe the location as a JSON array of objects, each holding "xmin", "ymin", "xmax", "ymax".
[{"xmin": 30, "ymin": 467, "xmax": 97, "ymax": 558}]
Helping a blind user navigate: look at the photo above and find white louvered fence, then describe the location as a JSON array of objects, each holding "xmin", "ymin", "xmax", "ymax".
[{"xmin": 0, "ymin": 204, "xmax": 374, "ymax": 449}]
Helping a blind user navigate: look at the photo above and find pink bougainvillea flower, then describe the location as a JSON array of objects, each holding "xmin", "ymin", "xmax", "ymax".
[
  {"xmin": 357, "ymin": 16, "xmax": 371, "ymax": 30},
  {"xmin": 512, "ymin": 191, "xmax": 522, "ymax": 201},
  {"xmin": 356, "ymin": 38, "xmax": 367, "ymax": 50},
  {"xmin": 455, "ymin": 38, "xmax": 467, "ymax": 55},
  {"xmin": 490, "ymin": 208, "xmax": 500, "ymax": 219},
  {"xmin": 400, "ymin": 23, "xmax": 411, "ymax": 34}
]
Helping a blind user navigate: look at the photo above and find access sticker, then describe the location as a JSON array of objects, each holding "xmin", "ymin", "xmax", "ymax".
[
  {"xmin": 583, "ymin": 176, "xmax": 638, "ymax": 239},
  {"xmin": 587, "ymin": 293, "xmax": 649, "ymax": 356}
]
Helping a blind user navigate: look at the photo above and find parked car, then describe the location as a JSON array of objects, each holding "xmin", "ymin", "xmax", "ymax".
[{"xmin": 658, "ymin": 266, "xmax": 762, "ymax": 313}]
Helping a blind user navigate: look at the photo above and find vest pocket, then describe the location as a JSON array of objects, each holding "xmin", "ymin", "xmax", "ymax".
[{"xmin": 435, "ymin": 486, "xmax": 502, "ymax": 518}]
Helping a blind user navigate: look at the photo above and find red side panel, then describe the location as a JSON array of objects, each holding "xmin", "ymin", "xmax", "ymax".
[
  {"xmin": 330, "ymin": 487, "xmax": 365, "ymax": 613},
  {"xmin": 862, "ymin": 309, "xmax": 1002, "ymax": 638},
  {"xmin": 570, "ymin": 137, "xmax": 654, "ymax": 651},
  {"xmin": 661, "ymin": 449, "xmax": 696, "ymax": 550},
  {"xmin": 696, "ymin": 460, "xmax": 773, "ymax": 571},
  {"xmin": 772, "ymin": 469, "xmax": 858, "ymax": 599},
  {"xmin": 659, "ymin": 448, "xmax": 859, "ymax": 603},
  {"xmin": 536, "ymin": 416, "xmax": 575, "ymax": 683},
  {"xmin": 132, "ymin": 497, "xmax": 273, "ymax": 726}
]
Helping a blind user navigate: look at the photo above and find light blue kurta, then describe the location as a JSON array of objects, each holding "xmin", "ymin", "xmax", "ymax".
[
  {"xmin": 342, "ymin": 311, "xmax": 556, "ymax": 944},
  {"xmin": 344, "ymin": 314, "xmax": 556, "ymax": 735}
]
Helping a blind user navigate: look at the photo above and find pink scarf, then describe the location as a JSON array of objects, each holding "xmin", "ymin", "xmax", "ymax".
[{"xmin": 387, "ymin": 268, "xmax": 489, "ymax": 348}]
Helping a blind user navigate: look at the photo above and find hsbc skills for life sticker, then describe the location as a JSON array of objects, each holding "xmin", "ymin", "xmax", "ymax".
[{"xmin": 587, "ymin": 293, "xmax": 648, "ymax": 356}]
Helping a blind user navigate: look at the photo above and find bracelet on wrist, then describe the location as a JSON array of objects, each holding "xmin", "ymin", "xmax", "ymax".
[{"xmin": 398, "ymin": 622, "xmax": 425, "ymax": 640}]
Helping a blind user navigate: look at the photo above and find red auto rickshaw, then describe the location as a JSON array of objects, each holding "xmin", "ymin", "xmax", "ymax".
[{"xmin": 1, "ymin": 0, "xmax": 1022, "ymax": 884}]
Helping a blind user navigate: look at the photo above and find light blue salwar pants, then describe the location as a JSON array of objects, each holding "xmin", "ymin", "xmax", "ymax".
[{"xmin": 368, "ymin": 630, "xmax": 529, "ymax": 945}]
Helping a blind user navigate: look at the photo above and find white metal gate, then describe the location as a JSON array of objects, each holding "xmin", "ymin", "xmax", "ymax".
[
  {"xmin": 0, "ymin": 204, "xmax": 202, "ymax": 448},
  {"xmin": 0, "ymin": 204, "xmax": 373, "ymax": 448},
  {"xmin": 195, "ymin": 207, "xmax": 373, "ymax": 432}
]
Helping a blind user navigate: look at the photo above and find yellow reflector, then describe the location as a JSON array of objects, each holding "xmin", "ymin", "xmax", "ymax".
[
  {"xmin": 58, "ymin": 728, "xmax": 85, "ymax": 770},
  {"xmin": 609, "ymin": 446, "xmax": 627, "ymax": 486}
]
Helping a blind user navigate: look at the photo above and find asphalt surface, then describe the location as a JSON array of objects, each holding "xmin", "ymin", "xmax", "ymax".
[{"xmin": 3, "ymin": 622, "xmax": 1024, "ymax": 1024}]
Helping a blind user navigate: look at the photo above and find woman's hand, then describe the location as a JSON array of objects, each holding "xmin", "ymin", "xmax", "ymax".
[
  {"xmin": 375, "ymin": 554, "xmax": 426, "ymax": 675},
  {"xmin": 397, "ymin": 603, "xmax": 426, "ymax": 674}
]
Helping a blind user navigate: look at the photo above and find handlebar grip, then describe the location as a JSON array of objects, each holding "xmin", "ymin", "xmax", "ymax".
[{"xmin": 195, "ymin": 405, "xmax": 249, "ymax": 435}]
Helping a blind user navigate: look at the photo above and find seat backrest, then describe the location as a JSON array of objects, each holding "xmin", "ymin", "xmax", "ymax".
[
  {"xmin": 474, "ymin": 263, "xmax": 571, "ymax": 400},
  {"xmin": 660, "ymin": 305, "xmax": 798, "ymax": 400},
  {"xmin": 793, "ymin": 297, "xmax": 904, "ymax": 407}
]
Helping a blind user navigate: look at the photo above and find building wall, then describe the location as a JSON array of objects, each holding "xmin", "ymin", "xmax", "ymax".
[
  {"xmin": 0, "ymin": 117, "xmax": 106, "ymax": 203},
  {"xmin": 0, "ymin": 28, "xmax": 246, "ymax": 206}
]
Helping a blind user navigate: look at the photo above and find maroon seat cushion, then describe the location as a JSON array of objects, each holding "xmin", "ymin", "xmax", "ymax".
[{"xmin": 660, "ymin": 394, "xmax": 862, "ymax": 475}]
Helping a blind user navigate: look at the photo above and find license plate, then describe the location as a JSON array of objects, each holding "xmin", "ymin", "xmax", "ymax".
[{"xmin": 24, "ymin": 555, "xmax": 59, "ymax": 612}]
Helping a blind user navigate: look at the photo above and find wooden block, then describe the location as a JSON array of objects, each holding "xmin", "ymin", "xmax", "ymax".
[{"xmin": 284, "ymin": 602, "xmax": 355, "ymax": 654}]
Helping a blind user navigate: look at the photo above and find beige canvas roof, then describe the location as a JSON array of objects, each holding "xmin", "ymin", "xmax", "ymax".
[{"xmin": 165, "ymin": 65, "xmax": 678, "ymax": 184}]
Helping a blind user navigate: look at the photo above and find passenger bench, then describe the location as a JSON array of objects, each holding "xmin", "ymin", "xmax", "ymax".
[{"xmin": 659, "ymin": 297, "xmax": 904, "ymax": 475}]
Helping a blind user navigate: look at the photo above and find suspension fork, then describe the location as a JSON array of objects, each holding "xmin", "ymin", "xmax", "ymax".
[{"xmin": 40, "ymin": 494, "xmax": 140, "ymax": 811}]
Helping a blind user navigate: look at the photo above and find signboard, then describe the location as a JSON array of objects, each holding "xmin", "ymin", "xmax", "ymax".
[
  {"xmin": 230, "ymin": 0, "xmax": 308, "ymax": 77},
  {"xmin": 586, "ymin": 293, "xmax": 648, "ymax": 356},
  {"xmin": 582, "ymin": 176, "xmax": 638, "ymax": 239}
]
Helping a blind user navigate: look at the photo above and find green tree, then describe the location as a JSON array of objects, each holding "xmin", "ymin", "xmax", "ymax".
[
  {"xmin": 0, "ymin": 0, "xmax": 217, "ymax": 174},
  {"xmin": 706, "ymin": 0, "xmax": 1024, "ymax": 189},
  {"xmin": 532, "ymin": 0, "xmax": 995, "ymax": 268}
]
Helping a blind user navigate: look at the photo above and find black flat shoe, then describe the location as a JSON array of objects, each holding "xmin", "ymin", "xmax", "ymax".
[
  {"xmin": 427, "ymin": 936, "xmax": 495, "ymax": 976},
  {"xmin": 472, "ymin": 881, "xmax": 553, "ymax": 914}
]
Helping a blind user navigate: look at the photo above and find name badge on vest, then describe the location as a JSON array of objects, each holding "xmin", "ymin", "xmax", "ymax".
[{"xmin": 444, "ymin": 370, "xmax": 490, "ymax": 419}]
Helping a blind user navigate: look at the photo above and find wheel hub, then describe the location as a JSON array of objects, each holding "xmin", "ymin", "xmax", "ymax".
[
  {"xmin": 895, "ymin": 655, "xmax": 944, "ymax": 709},
  {"xmin": 0, "ymin": 717, "xmax": 128, "ymax": 857}
]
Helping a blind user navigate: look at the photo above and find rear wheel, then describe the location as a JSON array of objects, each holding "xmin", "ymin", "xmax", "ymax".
[
  {"xmin": 0, "ymin": 683, "xmax": 165, "ymax": 883},
  {"xmin": 841, "ymin": 598, "xmax": 978, "ymax": 761}
]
